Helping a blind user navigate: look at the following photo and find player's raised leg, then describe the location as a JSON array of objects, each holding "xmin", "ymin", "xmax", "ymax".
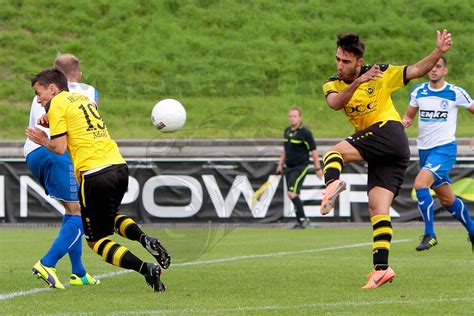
[
  {"xmin": 88, "ymin": 237, "xmax": 165, "ymax": 292},
  {"xmin": 80, "ymin": 164, "xmax": 168, "ymax": 292},
  {"xmin": 363, "ymin": 187, "xmax": 396, "ymax": 289},
  {"xmin": 321, "ymin": 140, "xmax": 362, "ymax": 215},
  {"xmin": 114, "ymin": 214, "xmax": 171, "ymax": 268}
]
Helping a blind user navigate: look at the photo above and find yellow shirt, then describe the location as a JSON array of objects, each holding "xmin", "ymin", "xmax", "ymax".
[
  {"xmin": 47, "ymin": 91, "xmax": 126, "ymax": 180},
  {"xmin": 322, "ymin": 64, "xmax": 408, "ymax": 131}
]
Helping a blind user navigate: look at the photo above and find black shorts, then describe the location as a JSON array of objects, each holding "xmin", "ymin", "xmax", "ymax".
[
  {"xmin": 79, "ymin": 164, "xmax": 129, "ymax": 242},
  {"xmin": 346, "ymin": 120, "xmax": 410, "ymax": 196},
  {"xmin": 285, "ymin": 165, "xmax": 310, "ymax": 194}
]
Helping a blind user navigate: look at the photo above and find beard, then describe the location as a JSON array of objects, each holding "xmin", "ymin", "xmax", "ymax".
[{"xmin": 340, "ymin": 67, "xmax": 358, "ymax": 82}]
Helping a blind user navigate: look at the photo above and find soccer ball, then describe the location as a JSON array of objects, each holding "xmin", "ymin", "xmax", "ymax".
[{"xmin": 151, "ymin": 99, "xmax": 186, "ymax": 132}]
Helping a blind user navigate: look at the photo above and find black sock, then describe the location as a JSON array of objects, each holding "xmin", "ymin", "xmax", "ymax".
[
  {"xmin": 323, "ymin": 151, "xmax": 344, "ymax": 186},
  {"xmin": 114, "ymin": 215, "xmax": 146, "ymax": 244},
  {"xmin": 371, "ymin": 215, "xmax": 393, "ymax": 271},
  {"xmin": 291, "ymin": 196, "xmax": 305, "ymax": 222},
  {"xmin": 93, "ymin": 238, "xmax": 144, "ymax": 273}
]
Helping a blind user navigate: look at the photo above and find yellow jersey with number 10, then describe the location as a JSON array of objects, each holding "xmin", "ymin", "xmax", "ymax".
[
  {"xmin": 322, "ymin": 64, "xmax": 409, "ymax": 132},
  {"xmin": 47, "ymin": 91, "xmax": 125, "ymax": 180}
]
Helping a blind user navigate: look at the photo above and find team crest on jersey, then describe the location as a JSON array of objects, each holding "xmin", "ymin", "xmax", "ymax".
[
  {"xmin": 440, "ymin": 100, "xmax": 448, "ymax": 110},
  {"xmin": 366, "ymin": 86, "xmax": 375, "ymax": 96}
]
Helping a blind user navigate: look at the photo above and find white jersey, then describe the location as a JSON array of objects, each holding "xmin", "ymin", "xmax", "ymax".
[
  {"xmin": 24, "ymin": 82, "xmax": 99, "ymax": 158},
  {"xmin": 409, "ymin": 81, "xmax": 472, "ymax": 150}
]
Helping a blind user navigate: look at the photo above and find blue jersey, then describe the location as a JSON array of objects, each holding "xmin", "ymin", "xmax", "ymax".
[{"xmin": 409, "ymin": 82, "xmax": 472, "ymax": 150}]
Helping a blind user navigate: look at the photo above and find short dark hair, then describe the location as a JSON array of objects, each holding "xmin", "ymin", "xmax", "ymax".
[
  {"xmin": 31, "ymin": 68, "xmax": 69, "ymax": 91},
  {"xmin": 337, "ymin": 32, "xmax": 365, "ymax": 58},
  {"xmin": 440, "ymin": 56, "xmax": 447, "ymax": 66}
]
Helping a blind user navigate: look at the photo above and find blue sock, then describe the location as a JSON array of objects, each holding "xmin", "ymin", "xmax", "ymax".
[
  {"xmin": 67, "ymin": 215, "xmax": 86, "ymax": 277},
  {"xmin": 446, "ymin": 197, "xmax": 474, "ymax": 236},
  {"xmin": 41, "ymin": 215, "xmax": 83, "ymax": 269},
  {"xmin": 416, "ymin": 188, "xmax": 435, "ymax": 237}
]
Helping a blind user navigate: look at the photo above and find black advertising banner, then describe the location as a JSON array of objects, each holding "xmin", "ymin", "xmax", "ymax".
[{"xmin": 1, "ymin": 159, "xmax": 473, "ymax": 223}]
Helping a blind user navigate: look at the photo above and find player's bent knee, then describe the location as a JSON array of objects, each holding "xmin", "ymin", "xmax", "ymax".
[
  {"xmin": 414, "ymin": 170, "xmax": 434, "ymax": 190},
  {"xmin": 413, "ymin": 178, "xmax": 430, "ymax": 191}
]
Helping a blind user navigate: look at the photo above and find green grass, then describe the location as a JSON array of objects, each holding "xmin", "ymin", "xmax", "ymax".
[
  {"xmin": 0, "ymin": 0, "xmax": 473, "ymax": 139},
  {"xmin": 2, "ymin": 225, "xmax": 474, "ymax": 314}
]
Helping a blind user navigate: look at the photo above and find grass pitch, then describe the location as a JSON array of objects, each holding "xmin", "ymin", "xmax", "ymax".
[{"xmin": 1, "ymin": 225, "xmax": 473, "ymax": 315}]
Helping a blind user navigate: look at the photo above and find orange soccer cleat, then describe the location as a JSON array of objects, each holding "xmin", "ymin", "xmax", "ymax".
[
  {"xmin": 320, "ymin": 180, "xmax": 346, "ymax": 215},
  {"xmin": 362, "ymin": 267, "xmax": 396, "ymax": 289}
]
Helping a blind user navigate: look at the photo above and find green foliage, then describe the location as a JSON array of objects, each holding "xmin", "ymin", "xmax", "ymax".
[
  {"xmin": 2, "ymin": 226, "xmax": 474, "ymax": 313},
  {"xmin": 0, "ymin": 0, "xmax": 472, "ymax": 139}
]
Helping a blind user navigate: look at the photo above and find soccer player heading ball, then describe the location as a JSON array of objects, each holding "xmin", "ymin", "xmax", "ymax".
[
  {"xmin": 321, "ymin": 30, "xmax": 452, "ymax": 288},
  {"xmin": 26, "ymin": 69, "xmax": 171, "ymax": 293}
]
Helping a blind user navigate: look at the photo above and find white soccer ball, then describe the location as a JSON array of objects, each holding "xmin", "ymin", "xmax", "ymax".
[{"xmin": 151, "ymin": 99, "xmax": 186, "ymax": 132}]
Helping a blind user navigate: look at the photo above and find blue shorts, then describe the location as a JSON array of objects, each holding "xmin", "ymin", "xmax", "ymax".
[
  {"xmin": 26, "ymin": 147, "xmax": 79, "ymax": 202},
  {"xmin": 418, "ymin": 141, "xmax": 457, "ymax": 188}
]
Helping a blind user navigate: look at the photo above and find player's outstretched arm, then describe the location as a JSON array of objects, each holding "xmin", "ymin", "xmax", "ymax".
[
  {"xmin": 406, "ymin": 29, "xmax": 452, "ymax": 80},
  {"xmin": 468, "ymin": 103, "xmax": 474, "ymax": 114},
  {"xmin": 402, "ymin": 106, "xmax": 418, "ymax": 128}
]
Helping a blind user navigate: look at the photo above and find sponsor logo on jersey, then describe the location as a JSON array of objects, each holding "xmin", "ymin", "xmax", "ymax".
[
  {"xmin": 344, "ymin": 102, "xmax": 377, "ymax": 116},
  {"xmin": 420, "ymin": 110, "xmax": 448, "ymax": 122}
]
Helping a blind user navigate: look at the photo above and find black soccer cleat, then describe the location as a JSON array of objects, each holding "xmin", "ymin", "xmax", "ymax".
[
  {"xmin": 416, "ymin": 235, "xmax": 438, "ymax": 251},
  {"xmin": 468, "ymin": 235, "xmax": 474, "ymax": 253},
  {"xmin": 144, "ymin": 263, "xmax": 166, "ymax": 293},
  {"xmin": 290, "ymin": 218, "xmax": 310, "ymax": 230},
  {"xmin": 144, "ymin": 236, "xmax": 171, "ymax": 269},
  {"xmin": 290, "ymin": 222, "xmax": 305, "ymax": 230},
  {"xmin": 302, "ymin": 218, "xmax": 311, "ymax": 228}
]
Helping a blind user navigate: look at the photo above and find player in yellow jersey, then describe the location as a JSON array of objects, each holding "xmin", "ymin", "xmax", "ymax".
[
  {"xmin": 26, "ymin": 68, "xmax": 171, "ymax": 293},
  {"xmin": 320, "ymin": 30, "xmax": 452, "ymax": 288}
]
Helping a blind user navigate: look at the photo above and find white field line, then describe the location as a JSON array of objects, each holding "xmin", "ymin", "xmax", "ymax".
[
  {"xmin": 1, "ymin": 239, "xmax": 410, "ymax": 301},
  {"xmin": 112, "ymin": 297, "xmax": 474, "ymax": 315}
]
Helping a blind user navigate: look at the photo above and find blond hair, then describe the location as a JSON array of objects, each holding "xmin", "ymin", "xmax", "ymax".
[
  {"xmin": 53, "ymin": 53, "xmax": 81, "ymax": 81},
  {"xmin": 288, "ymin": 106, "xmax": 302, "ymax": 116}
]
